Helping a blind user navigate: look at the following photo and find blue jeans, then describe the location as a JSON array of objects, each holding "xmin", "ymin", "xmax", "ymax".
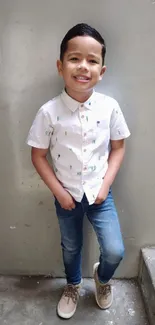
[{"xmin": 54, "ymin": 189, "xmax": 124, "ymax": 285}]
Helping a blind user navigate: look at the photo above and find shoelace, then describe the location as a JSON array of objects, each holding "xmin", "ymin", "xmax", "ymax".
[
  {"xmin": 98, "ymin": 284, "xmax": 111, "ymax": 297},
  {"xmin": 64, "ymin": 284, "xmax": 79, "ymax": 304}
]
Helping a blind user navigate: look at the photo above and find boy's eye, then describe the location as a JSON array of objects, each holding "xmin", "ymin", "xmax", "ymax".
[
  {"xmin": 70, "ymin": 57, "xmax": 78, "ymax": 61},
  {"xmin": 89, "ymin": 59, "xmax": 98, "ymax": 64}
]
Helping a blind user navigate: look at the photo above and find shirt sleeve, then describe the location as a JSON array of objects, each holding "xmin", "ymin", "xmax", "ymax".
[
  {"xmin": 110, "ymin": 101, "xmax": 130, "ymax": 140},
  {"xmin": 26, "ymin": 106, "xmax": 53, "ymax": 149}
]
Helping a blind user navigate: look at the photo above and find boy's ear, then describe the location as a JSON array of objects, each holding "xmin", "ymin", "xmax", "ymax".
[
  {"xmin": 99, "ymin": 65, "xmax": 106, "ymax": 81},
  {"xmin": 57, "ymin": 60, "xmax": 63, "ymax": 75}
]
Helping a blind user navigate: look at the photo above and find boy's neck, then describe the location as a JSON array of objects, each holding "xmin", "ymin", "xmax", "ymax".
[{"xmin": 65, "ymin": 87, "xmax": 93, "ymax": 103}]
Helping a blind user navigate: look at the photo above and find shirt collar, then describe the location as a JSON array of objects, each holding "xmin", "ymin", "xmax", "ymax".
[{"xmin": 60, "ymin": 89, "xmax": 96, "ymax": 112}]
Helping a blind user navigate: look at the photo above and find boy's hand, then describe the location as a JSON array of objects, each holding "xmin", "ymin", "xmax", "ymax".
[
  {"xmin": 56, "ymin": 188, "xmax": 76, "ymax": 210},
  {"xmin": 95, "ymin": 182, "xmax": 110, "ymax": 204}
]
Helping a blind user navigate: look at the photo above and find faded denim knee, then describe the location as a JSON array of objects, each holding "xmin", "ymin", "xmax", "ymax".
[{"xmin": 101, "ymin": 242, "xmax": 125, "ymax": 264}]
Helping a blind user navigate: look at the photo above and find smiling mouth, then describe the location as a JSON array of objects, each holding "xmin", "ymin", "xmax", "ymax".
[{"xmin": 74, "ymin": 75, "xmax": 90, "ymax": 81}]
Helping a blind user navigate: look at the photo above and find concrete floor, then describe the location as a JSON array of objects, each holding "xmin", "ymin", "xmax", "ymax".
[{"xmin": 0, "ymin": 277, "xmax": 149, "ymax": 325}]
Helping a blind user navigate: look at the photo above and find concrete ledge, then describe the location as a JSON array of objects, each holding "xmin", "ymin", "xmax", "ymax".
[{"xmin": 138, "ymin": 247, "xmax": 155, "ymax": 325}]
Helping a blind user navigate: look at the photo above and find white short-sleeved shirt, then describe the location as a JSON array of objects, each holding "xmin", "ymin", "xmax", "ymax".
[{"xmin": 27, "ymin": 89, "xmax": 130, "ymax": 204}]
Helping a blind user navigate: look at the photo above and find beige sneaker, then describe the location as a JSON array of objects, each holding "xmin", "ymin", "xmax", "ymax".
[
  {"xmin": 57, "ymin": 283, "xmax": 81, "ymax": 319},
  {"xmin": 93, "ymin": 262, "xmax": 113, "ymax": 309}
]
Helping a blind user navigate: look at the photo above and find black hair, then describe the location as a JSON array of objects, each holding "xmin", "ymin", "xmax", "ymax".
[{"xmin": 60, "ymin": 23, "xmax": 106, "ymax": 65}]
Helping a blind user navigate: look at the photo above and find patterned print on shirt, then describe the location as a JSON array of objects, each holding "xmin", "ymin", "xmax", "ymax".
[
  {"xmin": 45, "ymin": 130, "xmax": 52, "ymax": 136},
  {"xmin": 90, "ymin": 165, "xmax": 96, "ymax": 172}
]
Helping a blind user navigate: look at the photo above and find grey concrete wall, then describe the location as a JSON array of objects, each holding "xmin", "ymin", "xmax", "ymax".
[{"xmin": 0, "ymin": 0, "xmax": 155, "ymax": 277}]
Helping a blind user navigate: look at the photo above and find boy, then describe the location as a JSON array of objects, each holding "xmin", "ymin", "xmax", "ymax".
[{"xmin": 27, "ymin": 23, "xmax": 130, "ymax": 319}]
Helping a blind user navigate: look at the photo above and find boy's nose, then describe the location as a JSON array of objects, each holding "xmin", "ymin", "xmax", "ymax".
[{"xmin": 77, "ymin": 60, "xmax": 89, "ymax": 71}]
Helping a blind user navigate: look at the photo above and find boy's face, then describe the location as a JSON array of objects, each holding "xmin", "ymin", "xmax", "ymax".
[{"xmin": 57, "ymin": 36, "xmax": 106, "ymax": 101}]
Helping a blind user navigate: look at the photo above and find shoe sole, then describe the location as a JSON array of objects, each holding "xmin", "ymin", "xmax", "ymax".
[{"xmin": 93, "ymin": 263, "xmax": 113, "ymax": 310}]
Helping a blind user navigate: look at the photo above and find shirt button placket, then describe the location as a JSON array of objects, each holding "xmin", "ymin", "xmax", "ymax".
[{"xmin": 79, "ymin": 104, "xmax": 87, "ymax": 187}]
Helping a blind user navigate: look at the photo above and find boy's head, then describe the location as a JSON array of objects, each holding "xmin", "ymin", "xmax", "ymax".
[
  {"xmin": 60, "ymin": 23, "xmax": 106, "ymax": 66},
  {"xmin": 57, "ymin": 23, "xmax": 106, "ymax": 101}
]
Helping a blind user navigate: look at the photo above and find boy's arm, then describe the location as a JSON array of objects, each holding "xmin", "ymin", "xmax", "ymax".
[
  {"xmin": 95, "ymin": 139, "xmax": 125, "ymax": 204},
  {"xmin": 31, "ymin": 147, "xmax": 75, "ymax": 210}
]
